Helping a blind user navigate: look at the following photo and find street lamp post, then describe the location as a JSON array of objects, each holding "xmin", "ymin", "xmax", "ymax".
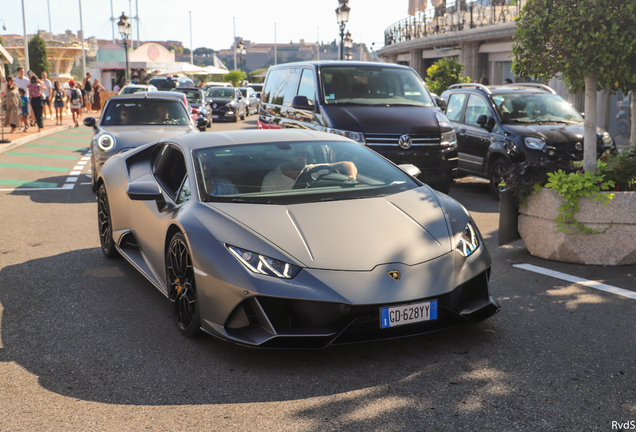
[
  {"xmin": 335, "ymin": 1, "xmax": 350, "ymax": 61},
  {"xmin": 117, "ymin": 12, "xmax": 131, "ymax": 82},
  {"xmin": 237, "ymin": 39, "xmax": 246, "ymax": 73},
  {"xmin": 344, "ymin": 31, "xmax": 353, "ymax": 61}
]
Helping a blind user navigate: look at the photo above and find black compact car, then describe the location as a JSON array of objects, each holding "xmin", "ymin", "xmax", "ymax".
[
  {"xmin": 171, "ymin": 87, "xmax": 213, "ymax": 128},
  {"xmin": 206, "ymin": 87, "xmax": 248, "ymax": 122},
  {"xmin": 440, "ymin": 83, "xmax": 617, "ymax": 199},
  {"xmin": 83, "ymin": 93, "xmax": 204, "ymax": 192},
  {"xmin": 258, "ymin": 61, "xmax": 457, "ymax": 194}
]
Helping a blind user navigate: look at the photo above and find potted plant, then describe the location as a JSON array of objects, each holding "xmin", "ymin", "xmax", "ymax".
[{"xmin": 500, "ymin": 150, "xmax": 636, "ymax": 265}]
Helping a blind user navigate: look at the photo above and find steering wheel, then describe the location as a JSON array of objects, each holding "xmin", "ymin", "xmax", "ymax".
[{"xmin": 293, "ymin": 165, "xmax": 350, "ymax": 189}]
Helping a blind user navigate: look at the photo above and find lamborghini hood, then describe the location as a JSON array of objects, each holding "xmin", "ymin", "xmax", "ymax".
[{"xmin": 207, "ymin": 187, "xmax": 453, "ymax": 271}]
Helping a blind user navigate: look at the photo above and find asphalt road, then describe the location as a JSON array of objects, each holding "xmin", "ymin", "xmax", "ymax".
[{"xmin": 1, "ymin": 116, "xmax": 635, "ymax": 432}]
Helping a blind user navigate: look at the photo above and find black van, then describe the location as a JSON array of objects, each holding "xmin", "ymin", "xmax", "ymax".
[{"xmin": 258, "ymin": 61, "xmax": 458, "ymax": 193}]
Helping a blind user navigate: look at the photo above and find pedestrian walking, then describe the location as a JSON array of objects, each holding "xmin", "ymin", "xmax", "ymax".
[
  {"xmin": 66, "ymin": 80, "xmax": 83, "ymax": 128},
  {"xmin": 77, "ymin": 83, "xmax": 85, "ymax": 121},
  {"xmin": 113, "ymin": 82, "xmax": 121, "ymax": 93},
  {"xmin": 26, "ymin": 70, "xmax": 37, "ymax": 126},
  {"xmin": 2, "ymin": 76, "xmax": 21, "ymax": 133},
  {"xmin": 27, "ymin": 75, "xmax": 46, "ymax": 132},
  {"xmin": 52, "ymin": 81, "xmax": 65, "ymax": 125},
  {"xmin": 84, "ymin": 72, "xmax": 94, "ymax": 113},
  {"xmin": 92, "ymin": 79, "xmax": 105, "ymax": 112},
  {"xmin": 14, "ymin": 67, "xmax": 31, "ymax": 126},
  {"xmin": 41, "ymin": 72, "xmax": 53, "ymax": 119},
  {"xmin": 18, "ymin": 88, "xmax": 29, "ymax": 131}
]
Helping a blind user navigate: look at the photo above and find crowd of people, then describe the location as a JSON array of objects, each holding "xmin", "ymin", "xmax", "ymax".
[{"xmin": 2, "ymin": 69, "xmax": 106, "ymax": 133}]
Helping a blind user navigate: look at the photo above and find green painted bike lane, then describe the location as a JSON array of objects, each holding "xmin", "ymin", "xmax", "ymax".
[{"xmin": 0, "ymin": 129, "xmax": 94, "ymax": 191}]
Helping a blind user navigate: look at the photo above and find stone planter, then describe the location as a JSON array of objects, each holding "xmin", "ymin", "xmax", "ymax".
[{"xmin": 518, "ymin": 188, "xmax": 636, "ymax": 265}]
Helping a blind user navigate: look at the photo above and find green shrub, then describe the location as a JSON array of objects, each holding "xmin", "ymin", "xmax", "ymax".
[{"xmin": 425, "ymin": 58, "xmax": 471, "ymax": 95}]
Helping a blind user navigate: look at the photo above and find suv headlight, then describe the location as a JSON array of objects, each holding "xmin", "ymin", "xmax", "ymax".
[
  {"xmin": 524, "ymin": 137, "xmax": 546, "ymax": 150},
  {"xmin": 601, "ymin": 131, "xmax": 613, "ymax": 146},
  {"xmin": 455, "ymin": 221, "xmax": 480, "ymax": 257},
  {"xmin": 327, "ymin": 128, "xmax": 366, "ymax": 145},
  {"xmin": 227, "ymin": 245, "xmax": 301, "ymax": 279},
  {"xmin": 97, "ymin": 134, "xmax": 116, "ymax": 152},
  {"xmin": 441, "ymin": 130, "xmax": 457, "ymax": 147}
]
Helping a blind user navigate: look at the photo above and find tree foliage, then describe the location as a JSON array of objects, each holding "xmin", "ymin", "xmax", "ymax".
[
  {"xmin": 512, "ymin": 0, "xmax": 636, "ymax": 95},
  {"xmin": 28, "ymin": 35, "xmax": 49, "ymax": 77},
  {"xmin": 425, "ymin": 58, "xmax": 471, "ymax": 95},
  {"xmin": 514, "ymin": 0, "xmax": 636, "ymax": 155},
  {"xmin": 223, "ymin": 70, "xmax": 246, "ymax": 87}
]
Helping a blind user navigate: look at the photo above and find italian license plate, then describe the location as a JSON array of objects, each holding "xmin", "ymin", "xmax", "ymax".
[{"xmin": 380, "ymin": 300, "xmax": 437, "ymax": 328}]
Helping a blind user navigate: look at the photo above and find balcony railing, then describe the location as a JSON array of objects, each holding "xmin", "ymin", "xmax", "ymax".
[{"xmin": 384, "ymin": 0, "xmax": 524, "ymax": 47}]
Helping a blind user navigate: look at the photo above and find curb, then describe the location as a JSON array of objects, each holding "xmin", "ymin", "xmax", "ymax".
[{"xmin": 0, "ymin": 124, "xmax": 75, "ymax": 155}]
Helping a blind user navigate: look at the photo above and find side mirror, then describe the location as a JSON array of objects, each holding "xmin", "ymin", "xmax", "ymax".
[
  {"xmin": 291, "ymin": 95, "xmax": 314, "ymax": 111},
  {"xmin": 126, "ymin": 181, "xmax": 163, "ymax": 201},
  {"xmin": 476, "ymin": 114, "xmax": 488, "ymax": 127},
  {"xmin": 83, "ymin": 117, "xmax": 96, "ymax": 127},
  {"xmin": 397, "ymin": 164, "xmax": 421, "ymax": 178},
  {"xmin": 255, "ymin": 92, "xmax": 261, "ymax": 100},
  {"xmin": 196, "ymin": 117, "xmax": 207, "ymax": 131},
  {"xmin": 435, "ymin": 97, "xmax": 447, "ymax": 111}
]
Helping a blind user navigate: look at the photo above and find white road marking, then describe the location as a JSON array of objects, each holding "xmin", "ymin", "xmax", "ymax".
[
  {"xmin": 70, "ymin": 171, "xmax": 81, "ymax": 175},
  {"xmin": 66, "ymin": 177, "xmax": 78, "ymax": 183},
  {"xmin": 77, "ymin": 161, "xmax": 87, "ymax": 166},
  {"xmin": 81, "ymin": 157, "xmax": 90, "ymax": 161},
  {"xmin": 72, "ymin": 165, "xmax": 83, "ymax": 171},
  {"xmin": 1, "ymin": 183, "xmax": 75, "ymax": 192},
  {"xmin": 513, "ymin": 263, "xmax": 636, "ymax": 300}
]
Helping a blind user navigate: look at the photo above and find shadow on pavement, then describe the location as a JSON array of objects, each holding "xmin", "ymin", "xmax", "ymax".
[{"xmin": 0, "ymin": 248, "xmax": 499, "ymax": 406}]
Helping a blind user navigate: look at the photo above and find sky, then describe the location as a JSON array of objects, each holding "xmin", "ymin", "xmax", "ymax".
[{"xmin": 4, "ymin": 0, "xmax": 411, "ymax": 52}]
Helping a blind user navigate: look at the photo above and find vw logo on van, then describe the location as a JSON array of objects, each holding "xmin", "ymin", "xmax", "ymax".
[{"xmin": 398, "ymin": 135, "xmax": 412, "ymax": 149}]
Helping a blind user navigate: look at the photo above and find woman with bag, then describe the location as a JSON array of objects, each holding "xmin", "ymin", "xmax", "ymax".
[
  {"xmin": 27, "ymin": 75, "xmax": 46, "ymax": 132},
  {"xmin": 92, "ymin": 79, "xmax": 105, "ymax": 112},
  {"xmin": 52, "ymin": 81, "xmax": 65, "ymax": 125},
  {"xmin": 66, "ymin": 80, "xmax": 82, "ymax": 128},
  {"xmin": 2, "ymin": 76, "xmax": 21, "ymax": 133}
]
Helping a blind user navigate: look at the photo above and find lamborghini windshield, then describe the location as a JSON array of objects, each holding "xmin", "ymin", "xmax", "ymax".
[
  {"xmin": 320, "ymin": 66, "xmax": 435, "ymax": 107},
  {"xmin": 193, "ymin": 139, "xmax": 419, "ymax": 204}
]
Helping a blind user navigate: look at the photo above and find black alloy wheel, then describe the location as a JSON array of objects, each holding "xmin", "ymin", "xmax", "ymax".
[
  {"xmin": 97, "ymin": 184, "xmax": 118, "ymax": 258},
  {"xmin": 167, "ymin": 233, "xmax": 201, "ymax": 338},
  {"xmin": 489, "ymin": 159, "xmax": 510, "ymax": 201}
]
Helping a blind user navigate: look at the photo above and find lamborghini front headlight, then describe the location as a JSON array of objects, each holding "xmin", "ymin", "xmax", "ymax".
[
  {"xmin": 455, "ymin": 221, "xmax": 480, "ymax": 257},
  {"xmin": 227, "ymin": 245, "xmax": 301, "ymax": 279}
]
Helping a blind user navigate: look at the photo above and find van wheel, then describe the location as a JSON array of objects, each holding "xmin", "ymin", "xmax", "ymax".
[{"xmin": 489, "ymin": 159, "xmax": 510, "ymax": 201}]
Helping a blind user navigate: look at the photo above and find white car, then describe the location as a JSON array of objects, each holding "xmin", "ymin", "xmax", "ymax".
[{"xmin": 119, "ymin": 84, "xmax": 159, "ymax": 95}]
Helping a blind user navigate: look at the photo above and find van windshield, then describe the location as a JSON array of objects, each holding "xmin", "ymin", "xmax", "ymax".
[{"xmin": 320, "ymin": 66, "xmax": 434, "ymax": 107}]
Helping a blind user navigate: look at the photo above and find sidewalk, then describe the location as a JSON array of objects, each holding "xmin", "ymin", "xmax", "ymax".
[{"xmin": 0, "ymin": 110, "xmax": 97, "ymax": 155}]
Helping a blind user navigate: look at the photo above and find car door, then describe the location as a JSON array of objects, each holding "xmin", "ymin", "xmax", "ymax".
[
  {"xmin": 282, "ymin": 68, "xmax": 320, "ymax": 130},
  {"xmin": 128, "ymin": 143, "xmax": 190, "ymax": 290},
  {"xmin": 459, "ymin": 94, "xmax": 493, "ymax": 176}
]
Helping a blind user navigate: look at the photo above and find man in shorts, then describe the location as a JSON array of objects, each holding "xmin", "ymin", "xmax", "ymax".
[
  {"xmin": 41, "ymin": 72, "xmax": 53, "ymax": 119},
  {"xmin": 84, "ymin": 72, "xmax": 94, "ymax": 113},
  {"xmin": 66, "ymin": 80, "xmax": 83, "ymax": 127}
]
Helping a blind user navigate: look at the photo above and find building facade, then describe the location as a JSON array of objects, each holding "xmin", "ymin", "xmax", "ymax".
[{"xmin": 377, "ymin": 0, "xmax": 630, "ymax": 144}]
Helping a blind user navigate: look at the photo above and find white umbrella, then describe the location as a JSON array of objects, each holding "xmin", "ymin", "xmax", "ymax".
[
  {"xmin": 203, "ymin": 65, "xmax": 230, "ymax": 75},
  {"xmin": 156, "ymin": 63, "xmax": 209, "ymax": 76}
]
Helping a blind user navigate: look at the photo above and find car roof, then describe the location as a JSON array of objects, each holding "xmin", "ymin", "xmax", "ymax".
[
  {"xmin": 267, "ymin": 60, "xmax": 411, "ymax": 71},
  {"xmin": 106, "ymin": 93, "xmax": 184, "ymax": 101},
  {"xmin": 171, "ymin": 87, "xmax": 203, "ymax": 92},
  {"xmin": 170, "ymin": 129, "xmax": 352, "ymax": 151},
  {"xmin": 442, "ymin": 83, "xmax": 555, "ymax": 96}
]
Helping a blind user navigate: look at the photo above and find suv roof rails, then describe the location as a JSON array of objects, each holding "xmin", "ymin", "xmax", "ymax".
[
  {"xmin": 447, "ymin": 83, "xmax": 492, "ymax": 94},
  {"xmin": 502, "ymin": 83, "xmax": 556, "ymax": 94}
]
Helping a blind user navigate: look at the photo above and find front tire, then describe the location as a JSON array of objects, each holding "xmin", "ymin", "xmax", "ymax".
[
  {"xmin": 97, "ymin": 184, "xmax": 118, "ymax": 258},
  {"xmin": 167, "ymin": 232, "xmax": 201, "ymax": 338},
  {"xmin": 489, "ymin": 159, "xmax": 510, "ymax": 201}
]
